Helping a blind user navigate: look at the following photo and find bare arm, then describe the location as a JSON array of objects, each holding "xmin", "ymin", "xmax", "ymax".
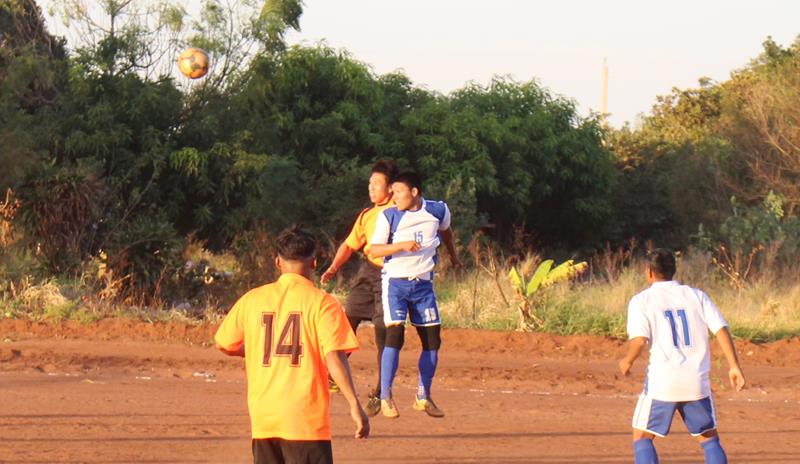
[
  {"xmin": 713, "ymin": 326, "xmax": 746, "ymax": 391},
  {"xmin": 326, "ymin": 350, "xmax": 369, "ymax": 439},
  {"xmin": 216, "ymin": 342, "xmax": 245, "ymax": 358},
  {"xmin": 320, "ymin": 243, "xmax": 356, "ymax": 284},
  {"xmin": 439, "ymin": 227, "xmax": 463, "ymax": 267},
  {"xmin": 368, "ymin": 241, "xmax": 420, "ymax": 259},
  {"xmin": 618, "ymin": 336, "xmax": 648, "ymax": 375}
]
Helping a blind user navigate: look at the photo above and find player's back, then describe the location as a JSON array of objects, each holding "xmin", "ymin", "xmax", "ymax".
[
  {"xmin": 219, "ymin": 273, "xmax": 357, "ymax": 440},
  {"xmin": 627, "ymin": 281, "xmax": 728, "ymax": 401}
]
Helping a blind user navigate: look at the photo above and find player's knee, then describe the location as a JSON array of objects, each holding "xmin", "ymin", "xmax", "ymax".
[
  {"xmin": 384, "ymin": 325, "xmax": 405, "ymax": 349},
  {"xmin": 416, "ymin": 325, "xmax": 441, "ymax": 351}
]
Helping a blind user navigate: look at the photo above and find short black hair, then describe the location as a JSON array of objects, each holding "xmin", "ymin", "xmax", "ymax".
[
  {"xmin": 276, "ymin": 225, "xmax": 317, "ymax": 261},
  {"xmin": 371, "ymin": 159, "xmax": 399, "ymax": 184},
  {"xmin": 647, "ymin": 248, "xmax": 676, "ymax": 280},
  {"xmin": 393, "ymin": 171, "xmax": 422, "ymax": 193}
]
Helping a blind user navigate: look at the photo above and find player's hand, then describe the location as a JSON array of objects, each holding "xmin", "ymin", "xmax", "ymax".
[
  {"xmin": 351, "ymin": 405, "xmax": 370, "ymax": 439},
  {"xmin": 728, "ymin": 366, "xmax": 746, "ymax": 391},
  {"xmin": 400, "ymin": 241, "xmax": 421, "ymax": 252},
  {"xmin": 320, "ymin": 267, "xmax": 337, "ymax": 285},
  {"xmin": 451, "ymin": 256, "xmax": 464, "ymax": 269},
  {"xmin": 618, "ymin": 358, "xmax": 633, "ymax": 376}
]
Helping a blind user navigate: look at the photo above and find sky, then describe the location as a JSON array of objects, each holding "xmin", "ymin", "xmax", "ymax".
[
  {"xmin": 285, "ymin": 0, "xmax": 800, "ymax": 127},
  {"xmin": 39, "ymin": 1, "xmax": 800, "ymax": 127}
]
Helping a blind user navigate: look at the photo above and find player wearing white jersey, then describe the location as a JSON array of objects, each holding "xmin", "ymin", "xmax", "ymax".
[
  {"xmin": 369, "ymin": 172, "xmax": 462, "ymax": 419},
  {"xmin": 619, "ymin": 249, "xmax": 746, "ymax": 464}
]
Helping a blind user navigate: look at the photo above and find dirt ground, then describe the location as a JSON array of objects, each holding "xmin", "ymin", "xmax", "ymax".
[{"xmin": 1, "ymin": 319, "xmax": 799, "ymax": 463}]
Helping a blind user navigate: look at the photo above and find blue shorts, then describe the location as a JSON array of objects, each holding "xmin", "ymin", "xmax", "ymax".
[
  {"xmin": 632, "ymin": 394, "xmax": 717, "ymax": 437},
  {"xmin": 382, "ymin": 275, "xmax": 441, "ymax": 327}
]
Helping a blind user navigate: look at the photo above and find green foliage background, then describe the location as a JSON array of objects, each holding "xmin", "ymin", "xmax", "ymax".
[{"xmin": 2, "ymin": 1, "xmax": 800, "ymax": 310}]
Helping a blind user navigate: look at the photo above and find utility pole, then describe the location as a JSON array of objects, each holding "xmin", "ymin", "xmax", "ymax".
[{"xmin": 601, "ymin": 57, "xmax": 609, "ymax": 126}]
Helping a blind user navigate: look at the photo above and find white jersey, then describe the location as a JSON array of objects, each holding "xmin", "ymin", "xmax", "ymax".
[
  {"xmin": 627, "ymin": 281, "xmax": 728, "ymax": 402},
  {"xmin": 370, "ymin": 198, "xmax": 451, "ymax": 279}
]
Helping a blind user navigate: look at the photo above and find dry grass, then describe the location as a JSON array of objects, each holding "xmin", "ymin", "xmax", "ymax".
[
  {"xmin": 2, "ymin": 248, "xmax": 798, "ymax": 341},
  {"xmin": 435, "ymin": 249, "xmax": 800, "ymax": 341}
]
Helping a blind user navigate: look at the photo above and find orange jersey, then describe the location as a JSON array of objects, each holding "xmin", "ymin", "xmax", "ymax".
[
  {"xmin": 214, "ymin": 273, "xmax": 359, "ymax": 440},
  {"xmin": 345, "ymin": 199, "xmax": 393, "ymax": 267}
]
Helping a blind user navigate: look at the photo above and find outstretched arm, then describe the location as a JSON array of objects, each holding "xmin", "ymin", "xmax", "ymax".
[
  {"xmin": 714, "ymin": 326, "xmax": 746, "ymax": 391},
  {"xmin": 321, "ymin": 243, "xmax": 356, "ymax": 284},
  {"xmin": 439, "ymin": 227, "xmax": 463, "ymax": 267},
  {"xmin": 326, "ymin": 350, "xmax": 370, "ymax": 439},
  {"xmin": 619, "ymin": 336, "xmax": 648, "ymax": 375}
]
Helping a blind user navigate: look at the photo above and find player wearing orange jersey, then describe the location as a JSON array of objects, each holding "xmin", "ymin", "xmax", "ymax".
[
  {"xmin": 320, "ymin": 160, "xmax": 399, "ymax": 416},
  {"xmin": 215, "ymin": 226, "xmax": 369, "ymax": 464}
]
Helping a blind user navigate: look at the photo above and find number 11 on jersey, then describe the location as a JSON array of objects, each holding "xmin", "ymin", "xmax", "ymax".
[{"xmin": 663, "ymin": 309, "xmax": 691, "ymax": 347}]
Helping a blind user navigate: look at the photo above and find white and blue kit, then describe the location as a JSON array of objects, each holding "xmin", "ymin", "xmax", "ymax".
[
  {"xmin": 371, "ymin": 198, "xmax": 451, "ymax": 327},
  {"xmin": 371, "ymin": 197, "xmax": 451, "ymax": 402},
  {"xmin": 627, "ymin": 281, "xmax": 729, "ymax": 437}
]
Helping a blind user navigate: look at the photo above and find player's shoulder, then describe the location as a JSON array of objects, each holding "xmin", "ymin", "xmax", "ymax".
[
  {"xmin": 233, "ymin": 282, "xmax": 276, "ymax": 308},
  {"xmin": 628, "ymin": 288, "xmax": 648, "ymax": 308},
  {"xmin": 380, "ymin": 205, "xmax": 405, "ymax": 222},
  {"xmin": 686, "ymin": 285, "xmax": 712, "ymax": 304},
  {"xmin": 628, "ymin": 285, "xmax": 661, "ymax": 310},
  {"xmin": 355, "ymin": 205, "xmax": 374, "ymax": 222},
  {"xmin": 422, "ymin": 198, "xmax": 449, "ymax": 220}
]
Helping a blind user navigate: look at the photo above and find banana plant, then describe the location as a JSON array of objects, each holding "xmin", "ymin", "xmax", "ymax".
[{"xmin": 508, "ymin": 259, "xmax": 588, "ymax": 330}]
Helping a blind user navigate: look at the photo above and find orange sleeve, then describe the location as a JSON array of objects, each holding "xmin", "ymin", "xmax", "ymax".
[
  {"xmin": 344, "ymin": 210, "xmax": 367, "ymax": 251},
  {"xmin": 317, "ymin": 294, "xmax": 359, "ymax": 356},
  {"xmin": 214, "ymin": 296, "xmax": 246, "ymax": 351}
]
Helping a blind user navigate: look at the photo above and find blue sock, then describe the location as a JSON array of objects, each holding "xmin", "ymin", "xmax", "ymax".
[
  {"xmin": 380, "ymin": 347, "xmax": 400, "ymax": 400},
  {"xmin": 416, "ymin": 349, "xmax": 438, "ymax": 399},
  {"xmin": 633, "ymin": 438, "xmax": 659, "ymax": 464},
  {"xmin": 700, "ymin": 436, "xmax": 727, "ymax": 464}
]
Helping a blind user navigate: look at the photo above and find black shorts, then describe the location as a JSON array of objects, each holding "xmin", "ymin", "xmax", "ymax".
[
  {"xmin": 252, "ymin": 438, "xmax": 332, "ymax": 464},
  {"xmin": 345, "ymin": 261, "xmax": 383, "ymax": 322}
]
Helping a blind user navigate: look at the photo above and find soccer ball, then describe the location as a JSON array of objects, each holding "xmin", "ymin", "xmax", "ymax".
[{"xmin": 177, "ymin": 47, "xmax": 209, "ymax": 79}]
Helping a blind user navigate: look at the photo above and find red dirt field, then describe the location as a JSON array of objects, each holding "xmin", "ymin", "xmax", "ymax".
[{"xmin": 1, "ymin": 318, "xmax": 799, "ymax": 463}]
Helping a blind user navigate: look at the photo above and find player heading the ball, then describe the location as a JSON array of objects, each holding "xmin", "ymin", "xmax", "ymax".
[{"xmin": 369, "ymin": 171, "xmax": 463, "ymax": 419}]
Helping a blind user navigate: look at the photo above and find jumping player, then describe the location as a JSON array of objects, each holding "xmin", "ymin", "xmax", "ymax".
[
  {"xmin": 320, "ymin": 159, "xmax": 399, "ymax": 416},
  {"xmin": 368, "ymin": 171, "xmax": 462, "ymax": 418},
  {"xmin": 215, "ymin": 226, "xmax": 369, "ymax": 464},
  {"xmin": 619, "ymin": 249, "xmax": 746, "ymax": 464}
]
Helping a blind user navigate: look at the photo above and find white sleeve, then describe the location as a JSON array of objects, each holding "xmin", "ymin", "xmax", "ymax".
[
  {"xmin": 371, "ymin": 212, "xmax": 391, "ymax": 245},
  {"xmin": 698, "ymin": 290, "xmax": 728, "ymax": 333},
  {"xmin": 438, "ymin": 203, "xmax": 451, "ymax": 231},
  {"xmin": 626, "ymin": 294, "xmax": 651, "ymax": 340}
]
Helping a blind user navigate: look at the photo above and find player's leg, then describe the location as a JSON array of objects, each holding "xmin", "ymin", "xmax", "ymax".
[
  {"xmin": 329, "ymin": 267, "xmax": 375, "ymax": 392},
  {"xmin": 362, "ymin": 316, "xmax": 385, "ymax": 416},
  {"xmin": 278, "ymin": 439, "xmax": 333, "ymax": 464},
  {"xmin": 630, "ymin": 394, "xmax": 677, "ymax": 464},
  {"xmin": 328, "ymin": 315, "xmax": 366, "ymax": 393},
  {"xmin": 363, "ymin": 311, "xmax": 386, "ymax": 417},
  {"xmin": 372, "ymin": 315, "xmax": 386, "ymax": 396},
  {"xmin": 379, "ymin": 277, "xmax": 409, "ymax": 418},
  {"xmin": 252, "ymin": 438, "xmax": 284, "ymax": 464},
  {"xmin": 369, "ymin": 264, "xmax": 386, "ymax": 400},
  {"xmin": 407, "ymin": 279, "xmax": 444, "ymax": 417},
  {"xmin": 678, "ymin": 397, "xmax": 727, "ymax": 464},
  {"xmin": 631, "ymin": 430, "xmax": 659, "ymax": 464},
  {"xmin": 412, "ymin": 325, "xmax": 444, "ymax": 417}
]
